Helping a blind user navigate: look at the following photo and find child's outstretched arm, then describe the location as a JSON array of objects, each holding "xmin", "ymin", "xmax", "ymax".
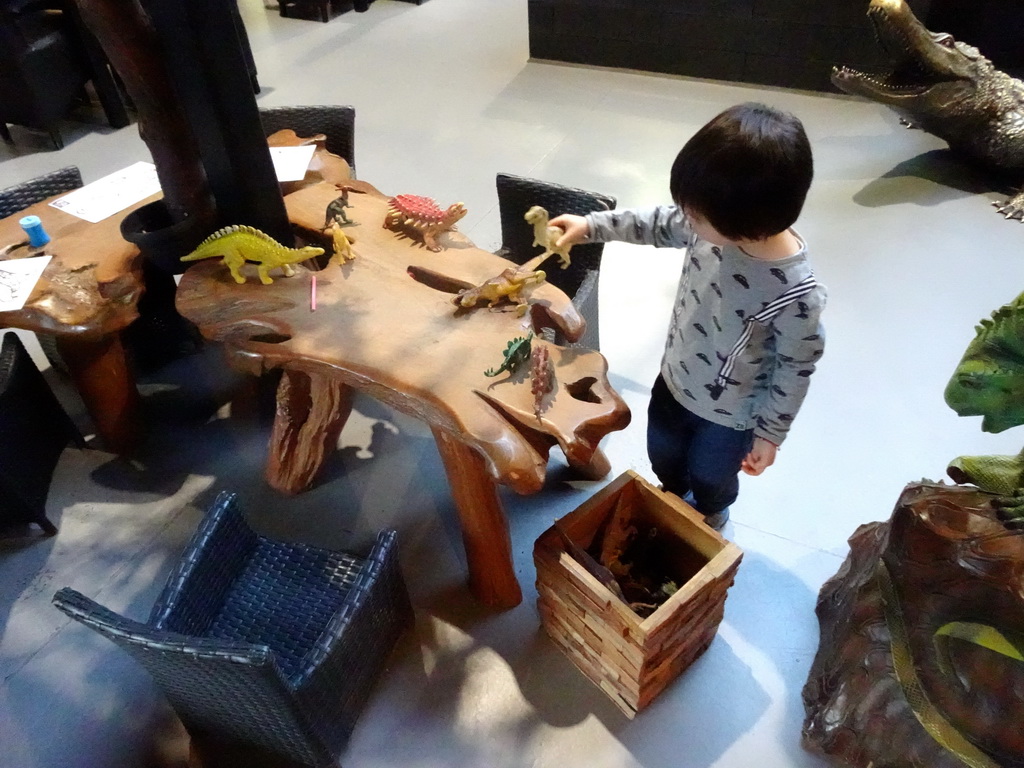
[
  {"xmin": 553, "ymin": 207, "xmax": 690, "ymax": 250},
  {"xmin": 549, "ymin": 214, "xmax": 590, "ymax": 249}
]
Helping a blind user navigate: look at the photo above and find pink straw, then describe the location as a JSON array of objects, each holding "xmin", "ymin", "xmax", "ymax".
[{"xmin": 310, "ymin": 274, "xmax": 317, "ymax": 311}]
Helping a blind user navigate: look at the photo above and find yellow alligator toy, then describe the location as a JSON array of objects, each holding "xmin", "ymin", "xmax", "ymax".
[{"xmin": 181, "ymin": 225, "xmax": 324, "ymax": 285}]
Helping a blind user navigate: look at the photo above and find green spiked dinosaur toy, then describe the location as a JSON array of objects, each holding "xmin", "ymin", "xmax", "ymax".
[
  {"xmin": 181, "ymin": 225, "xmax": 324, "ymax": 285},
  {"xmin": 945, "ymin": 290, "xmax": 1024, "ymax": 519}
]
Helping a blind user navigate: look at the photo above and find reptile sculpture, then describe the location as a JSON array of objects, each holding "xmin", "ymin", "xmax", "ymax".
[
  {"xmin": 484, "ymin": 331, "xmax": 533, "ymax": 378},
  {"xmin": 383, "ymin": 194, "xmax": 468, "ymax": 251},
  {"xmin": 525, "ymin": 206, "xmax": 574, "ymax": 267},
  {"xmin": 180, "ymin": 225, "xmax": 324, "ymax": 285},
  {"xmin": 944, "ymin": 289, "xmax": 1024, "ymax": 519},
  {"xmin": 452, "ymin": 266, "xmax": 546, "ymax": 315},
  {"xmin": 832, "ymin": 0, "xmax": 1024, "ymax": 220}
]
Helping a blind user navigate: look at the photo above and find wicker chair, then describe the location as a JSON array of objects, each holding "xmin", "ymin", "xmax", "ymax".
[
  {"xmin": 0, "ymin": 332, "xmax": 84, "ymax": 535},
  {"xmin": 279, "ymin": 0, "xmax": 375, "ymax": 22},
  {"xmin": 52, "ymin": 492, "xmax": 413, "ymax": 768},
  {"xmin": 495, "ymin": 172, "xmax": 615, "ymax": 350},
  {"xmin": 0, "ymin": 165, "xmax": 82, "ymax": 219},
  {"xmin": 259, "ymin": 105, "xmax": 356, "ymax": 176},
  {"xmin": 0, "ymin": 166, "xmax": 85, "ymax": 374},
  {"xmin": 0, "ymin": 0, "xmax": 91, "ymax": 149}
]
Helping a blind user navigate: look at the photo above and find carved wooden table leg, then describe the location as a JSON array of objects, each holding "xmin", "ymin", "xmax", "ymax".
[
  {"xmin": 432, "ymin": 427, "xmax": 523, "ymax": 609},
  {"xmin": 265, "ymin": 369, "xmax": 354, "ymax": 494},
  {"xmin": 56, "ymin": 333, "xmax": 140, "ymax": 454},
  {"xmin": 567, "ymin": 446, "xmax": 611, "ymax": 481}
]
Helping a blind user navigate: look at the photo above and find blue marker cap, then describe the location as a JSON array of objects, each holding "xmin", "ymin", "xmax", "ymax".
[{"xmin": 19, "ymin": 215, "xmax": 50, "ymax": 247}]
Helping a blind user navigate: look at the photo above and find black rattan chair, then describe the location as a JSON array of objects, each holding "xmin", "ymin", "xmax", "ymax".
[
  {"xmin": 0, "ymin": 166, "xmax": 84, "ymax": 373},
  {"xmin": 0, "ymin": 0, "xmax": 90, "ymax": 149},
  {"xmin": 279, "ymin": 0, "xmax": 375, "ymax": 21},
  {"xmin": 0, "ymin": 332, "xmax": 84, "ymax": 535},
  {"xmin": 259, "ymin": 105, "xmax": 356, "ymax": 175},
  {"xmin": 0, "ymin": 165, "xmax": 82, "ymax": 219},
  {"xmin": 53, "ymin": 492, "xmax": 412, "ymax": 768},
  {"xmin": 495, "ymin": 172, "xmax": 615, "ymax": 350}
]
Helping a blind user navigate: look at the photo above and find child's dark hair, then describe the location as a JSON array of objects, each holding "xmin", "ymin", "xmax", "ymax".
[{"xmin": 670, "ymin": 103, "xmax": 813, "ymax": 241}]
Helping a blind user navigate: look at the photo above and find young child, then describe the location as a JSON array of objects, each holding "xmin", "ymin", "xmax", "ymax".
[{"xmin": 551, "ymin": 102, "xmax": 825, "ymax": 530}]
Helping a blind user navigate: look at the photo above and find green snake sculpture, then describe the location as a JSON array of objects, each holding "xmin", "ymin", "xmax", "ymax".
[{"xmin": 944, "ymin": 289, "xmax": 1024, "ymax": 519}]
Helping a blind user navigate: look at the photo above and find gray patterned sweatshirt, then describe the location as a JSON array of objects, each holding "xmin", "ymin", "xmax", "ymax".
[{"xmin": 586, "ymin": 205, "xmax": 826, "ymax": 445}]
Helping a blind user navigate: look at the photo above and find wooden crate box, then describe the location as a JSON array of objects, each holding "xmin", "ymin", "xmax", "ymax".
[{"xmin": 533, "ymin": 470, "xmax": 743, "ymax": 717}]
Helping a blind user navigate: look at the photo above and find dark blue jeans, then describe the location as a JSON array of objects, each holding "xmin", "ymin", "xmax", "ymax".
[{"xmin": 647, "ymin": 374, "xmax": 754, "ymax": 515}]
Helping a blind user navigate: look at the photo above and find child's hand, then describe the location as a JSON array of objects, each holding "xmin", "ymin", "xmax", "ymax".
[
  {"xmin": 741, "ymin": 437, "xmax": 777, "ymax": 476},
  {"xmin": 549, "ymin": 214, "xmax": 590, "ymax": 248}
]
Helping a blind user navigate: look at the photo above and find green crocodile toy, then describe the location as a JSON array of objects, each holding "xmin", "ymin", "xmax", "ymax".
[
  {"xmin": 484, "ymin": 331, "xmax": 533, "ymax": 378},
  {"xmin": 181, "ymin": 225, "xmax": 324, "ymax": 285},
  {"xmin": 945, "ymin": 290, "xmax": 1024, "ymax": 519}
]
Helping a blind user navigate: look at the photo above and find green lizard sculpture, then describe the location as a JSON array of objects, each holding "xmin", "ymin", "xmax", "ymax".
[
  {"xmin": 484, "ymin": 331, "xmax": 533, "ymax": 378},
  {"xmin": 181, "ymin": 225, "xmax": 324, "ymax": 285},
  {"xmin": 944, "ymin": 290, "xmax": 1024, "ymax": 519}
]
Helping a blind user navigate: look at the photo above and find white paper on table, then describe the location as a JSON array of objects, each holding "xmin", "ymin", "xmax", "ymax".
[
  {"xmin": 269, "ymin": 145, "xmax": 317, "ymax": 182},
  {"xmin": 48, "ymin": 161, "xmax": 162, "ymax": 223},
  {"xmin": 0, "ymin": 254, "xmax": 52, "ymax": 312}
]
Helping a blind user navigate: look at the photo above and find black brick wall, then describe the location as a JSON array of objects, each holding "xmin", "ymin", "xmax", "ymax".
[{"xmin": 526, "ymin": 0, "xmax": 1024, "ymax": 93}]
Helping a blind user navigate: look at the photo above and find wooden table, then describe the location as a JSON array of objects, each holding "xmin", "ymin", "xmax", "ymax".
[
  {"xmin": 176, "ymin": 178, "xmax": 631, "ymax": 609},
  {"xmin": 0, "ymin": 197, "xmax": 147, "ymax": 453}
]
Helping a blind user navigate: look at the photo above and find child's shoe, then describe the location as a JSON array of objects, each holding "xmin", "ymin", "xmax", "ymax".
[{"xmin": 702, "ymin": 507, "xmax": 730, "ymax": 531}]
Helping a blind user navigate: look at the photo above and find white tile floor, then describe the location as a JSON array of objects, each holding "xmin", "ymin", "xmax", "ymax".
[{"xmin": 2, "ymin": 1, "xmax": 1023, "ymax": 766}]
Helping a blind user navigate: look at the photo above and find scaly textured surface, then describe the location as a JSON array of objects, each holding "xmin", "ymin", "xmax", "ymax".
[{"xmin": 832, "ymin": 0, "xmax": 1024, "ymax": 219}]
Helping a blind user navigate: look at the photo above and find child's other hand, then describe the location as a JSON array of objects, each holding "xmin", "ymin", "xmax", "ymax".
[
  {"xmin": 549, "ymin": 214, "xmax": 590, "ymax": 248},
  {"xmin": 741, "ymin": 437, "xmax": 777, "ymax": 476}
]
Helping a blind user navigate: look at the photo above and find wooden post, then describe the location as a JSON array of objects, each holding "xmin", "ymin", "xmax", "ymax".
[
  {"xmin": 56, "ymin": 334, "xmax": 140, "ymax": 454},
  {"xmin": 432, "ymin": 427, "xmax": 522, "ymax": 609},
  {"xmin": 265, "ymin": 369, "xmax": 354, "ymax": 494}
]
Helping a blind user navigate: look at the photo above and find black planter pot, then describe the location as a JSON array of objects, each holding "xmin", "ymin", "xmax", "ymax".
[
  {"xmin": 119, "ymin": 199, "xmax": 212, "ymax": 371},
  {"xmin": 120, "ymin": 199, "xmax": 213, "ymax": 274}
]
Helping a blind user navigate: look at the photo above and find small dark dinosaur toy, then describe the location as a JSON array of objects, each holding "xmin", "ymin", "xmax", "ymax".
[
  {"xmin": 484, "ymin": 331, "xmax": 533, "ymax": 378},
  {"xmin": 832, "ymin": 0, "xmax": 1024, "ymax": 220}
]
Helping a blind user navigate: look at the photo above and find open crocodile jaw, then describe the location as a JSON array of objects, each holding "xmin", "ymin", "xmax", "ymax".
[{"xmin": 832, "ymin": 0, "xmax": 969, "ymax": 105}]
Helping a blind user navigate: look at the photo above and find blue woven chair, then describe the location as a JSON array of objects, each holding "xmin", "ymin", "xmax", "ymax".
[
  {"xmin": 495, "ymin": 173, "xmax": 615, "ymax": 350},
  {"xmin": 53, "ymin": 492, "xmax": 413, "ymax": 768}
]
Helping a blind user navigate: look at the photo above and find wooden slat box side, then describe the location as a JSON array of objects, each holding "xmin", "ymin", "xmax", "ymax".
[{"xmin": 533, "ymin": 470, "xmax": 744, "ymax": 717}]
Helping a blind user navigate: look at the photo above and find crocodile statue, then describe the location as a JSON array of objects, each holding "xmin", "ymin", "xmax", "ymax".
[
  {"xmin": 944, "ymin": 289, "xmax": 1024, "ymax": 519},
  {"xmin": 181, "ymin": 225, "xmax": 324, "ymax": 285},
  {"xmin": 832, "ymin": 0, "xmax": 1024, "ymax": 220}
]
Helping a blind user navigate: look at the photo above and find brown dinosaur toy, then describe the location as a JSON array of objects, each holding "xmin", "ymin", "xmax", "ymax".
[
  {"xmin": 453, "ymin": 266, "xmax": 546, "ymax": 315},
  {"xmin": 384, "ymin": 193, "xmax": 468, "ymax": 251}
]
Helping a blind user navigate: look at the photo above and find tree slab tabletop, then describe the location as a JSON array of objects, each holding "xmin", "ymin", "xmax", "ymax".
[
  {"xmin": 176, "ymin": 180, "xmax": 631, "ymax": 494},
  {"xmin": 0, "ymin": 196, "xmax": 147, "ymax": 337}
]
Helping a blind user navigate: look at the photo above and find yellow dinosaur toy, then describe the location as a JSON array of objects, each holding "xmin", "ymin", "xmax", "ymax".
[
  {"xmin": 524, "ymin": 205, "xmax": 573, "ymax": 269},
  {"xmin": 453, "ymin": 266, "xmax": 546, "ymax": 315},
  {"xmin": 327, "ymin": 225, "xmax": 355, "ymax": 265},
  {"xmin": 181, "ymin": 225, "xmax": 324, "ymax": 285}
]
